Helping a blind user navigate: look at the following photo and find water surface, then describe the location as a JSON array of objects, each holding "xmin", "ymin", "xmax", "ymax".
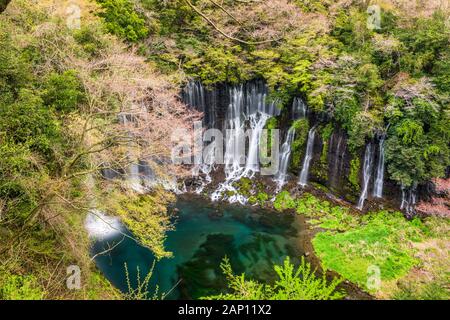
[{"xmin": 93, "ymin": 198, "xmax": 303, "ymax": 299}]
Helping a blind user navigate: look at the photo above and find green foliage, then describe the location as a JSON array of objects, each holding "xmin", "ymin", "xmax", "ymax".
[
  {"xmin": 123, "ymin": 261, "xmax": 160, "ymax": 300},
  {"xmin": 96, "ymin": 0, "xmax": 149, "ymax": 42},
  {"xmin": 256, "ymin": 192, "xmax": 269, "ymax": 206},
  {"xmin": 273, "ymin": 191, "xmax": 296, "ymax": 212},
  {"xmin": 73, "ymin": 25, "xmax": 109, "ymax": 57},
  {"xmin": 312, "ymin": 211, "xmax": 426, "ymax": 292},
  {"xmin": 0, "ymin": 89, "xmax": 62, "ymax": 164},
  {"xmin": 185, "ymin": 46, "xmax": 251, "ymax": 85},
  {"xmin": 295, "ymin": 193, "xmax": 359, "ymax": 231},
  {"xmin": 290, "ymin": 119, "xmax": 309, "ymax": 170},
  {"xmin": 396, "ymin": 11, "xmax": 449, "ymax": 76},
  {"xmin": 0, "ymin": 271, "xmax": 44, "ymax": 300},
  {"xmin": 204, "ymin": 256, "xmax": 344, "ymax": 300},
  {"xmin": 319, "ymin": 123, "xmax": 333, "ymax": 163},
  {"xmin": 384, "ymin": 80, "xmax": 449, "ymax": 187},
  {"xmin": 348, "ymin": 157, "xmax": 361, "ymax": 192},
  {"xmin": 294, "ymin": 0, "xmax": 332, "ymax": 13},
  {"xmin": 42, "ymin": 70, "xmax": 85, "ymax": 113},
  {"xmin": 109, "ymin": 190, "xmax": 175, "ymax": 259},
  {"xmin": 232, "ymin": 177, "xmax": 253, "ymax": 198},
  {"xmin": 347, "ymin": 112, "xmax": 378, "ymax": 152}
]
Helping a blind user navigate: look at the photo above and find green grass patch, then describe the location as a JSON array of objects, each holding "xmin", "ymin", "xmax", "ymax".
[{"xmin": 312, "ymin": 211, "xmax": 428, "ymax": 292}]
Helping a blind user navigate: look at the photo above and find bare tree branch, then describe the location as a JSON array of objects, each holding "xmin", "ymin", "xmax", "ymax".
[{"xmin": 183, "ymin": 0, "xmax": 281, "ymax": 45}]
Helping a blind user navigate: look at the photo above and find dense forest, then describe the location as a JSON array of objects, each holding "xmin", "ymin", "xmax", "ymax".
[{"xmin": 0, "ymin": 0, "xmax": 448, "ymax": 301}]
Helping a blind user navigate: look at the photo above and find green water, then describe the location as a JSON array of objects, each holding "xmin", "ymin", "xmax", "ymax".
[{"xmin": 93, "ymin": 198, "xmax": 304, "ymax": 299}]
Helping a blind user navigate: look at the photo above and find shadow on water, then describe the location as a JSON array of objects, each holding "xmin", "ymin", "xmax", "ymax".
[{"xmin": 92, "ymin": 197, "xmax": 303, "ymax": 300}]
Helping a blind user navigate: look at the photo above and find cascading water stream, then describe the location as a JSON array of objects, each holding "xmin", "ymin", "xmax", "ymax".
[
  {"xmin": 401, "ymin": 184, "xmax": 417, "ymax": 217},
  {"xmin": 183, "ymin": 81, "xmax": 218, "ymax": 193},
  {"xmin": 243, "ymin": 113, "xmax": 271, "ymax": 177},
  {"xmin": 275, "ymin": 127, "xmax": 296, "ymax": 190},
  {"xmin": 329, "ymin": 133, "xmax": 346, "ymax": 188},
  {"xmin": 373, "ymin": 138, "xmax": 385, "ymax": 198},
  {"xmin": 274, "ymin": 98, "xmax": 307, "ymax": 190},
  {"xmin": 292, "ymin": 97, "xmax": 307, "ymax": 119},
  {"xmin": 118, "ymin": 112, "xmax": 145, "ymax": 193},
  {"xmin": 357, "ymin": 143, "xmax": 374, "ymax": 210},
  {"xmin": 211, "ymin": 82, "xmax": 280, "ymax": 204},
  {"xmin": 298, "ymin": 125, "xmax": 317, "ymax": 187},
  {"xmin": 84, "ymin": 175, "xmax": 122, "ymax": 240}
]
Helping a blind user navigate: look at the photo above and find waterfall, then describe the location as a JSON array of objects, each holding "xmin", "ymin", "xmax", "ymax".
[
  {"xmin": 211, "ymin": 81, "xmax": 280, "ymax": 204},
  {"xmin": 183, "ymin": 81, "xmax": 218, "ymax": 193},
  {"xmin": 85, "ymin": 210, "xmax": 122, "ymax": 239},
  {"xmin": 128, "ymin": 163, "xmax": 144, "ymax": 193},
  {"xmin": 118, "ymin": 112, "xmax": 145, "ymax": 193},
  {"xmin": 333, "ymin": 136, "xmax": 343, "ymax": 174},
  {"xmin": 84, "ymin": 175, "xmax": 122, "ymax": 240},
  {"xmin": 292, "ymin": 97, "xmax": 307, "ymax": 119},
  {"xmin": 275, "ymin": 127, "xmax": 296, "ymax": 190},
  {"xmin": 183, "ymin": 81, "xmax": 217, "ymax": 128},
  {"xmin": 298, "ymin": 125, "xmax": 317, "ymax": 187},
  {"xmin": 243, "ymin": 113, "xmax": 271, "ymax": 176},
  {"xmin": 139, "ymin": 160, "xmax": 157, "ymax": 189},
  {"xmin": 274, "ymin": 97, "xmax": 308, "ymax": 190},
  {"xmin": 357, "ymin": 144, "xmax": 374, "ymax": 210},
  {"xmin": 101, "ymin": 168, "xmax": 121, "ymax": 180},
  {"xmin": 192, "ymin": 146, "xmax": 215, "ymax": 194},
  {"xmin": 373, "ymin": 138, "xmax": 385, "ymax": 198},
  {"xmin": 329, "ymin": 132, "xmax": 345, "ymax": 188},
  {"xmin": 401, "ymin": 184, "xmax": 417, "ymax": 217}
]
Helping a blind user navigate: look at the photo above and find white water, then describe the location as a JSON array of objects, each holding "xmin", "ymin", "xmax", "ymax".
[
  {"xmin": 128, "ymin": 163, "xmax": 144, "ymax": 193},
  {"xmin": 243, "ymin": 113, "xmax": 271, "ymax": 176},
  {"xmin": 85, "ymin": 209, "xmax": 122, "ymax": 240},
  {"xmin": 211, "ymin": 82, "xmax": 280, "ymax": 204},
  {"xmin": 373, "ymin": 138, "xmax": 385, "ymax": 198},
  {"xmin": 357, "ymin": 144, "xmax": 374, "ymax": 210},
  {"xmin": 184, "ymin": 81, "xmax": 206, "ymax": 111},
  {"xmin": 329, "ymin": 133, "xmax": 345, "ymax": 188},
  {"xmin": 118, "ymin": 112, "xmax": 145, "ymax": 193},
  {"xmin": 298, "ymin": 125, "xmax": 317, "ymax": 187},
  {"xmin": 401, "ymin": 184, "xmax": 417, "ymax": 216},
  {"xmin": 183, "ymin": 81, "xmax": 216, "ymax": 128},
  {"xmin": 275, "ymin": 127, "xmax": 296, "ymax": 190},
  {"xmin": 292, "ymin": 97, "xmax": 307, "ymax": 119},
  {"xmin": 192, "ymin": 146, "xmax": 215, "ymax": 194}
]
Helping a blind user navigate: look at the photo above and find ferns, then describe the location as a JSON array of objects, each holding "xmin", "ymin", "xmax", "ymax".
[{"xmin": 204, "ymin": 256, "xmax": 345, "ymax": 300}]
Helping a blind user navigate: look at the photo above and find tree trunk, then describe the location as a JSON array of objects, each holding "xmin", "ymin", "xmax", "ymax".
[{"xmin": 0, "ymin": 0, "xmax": 11, "ymax": 14}]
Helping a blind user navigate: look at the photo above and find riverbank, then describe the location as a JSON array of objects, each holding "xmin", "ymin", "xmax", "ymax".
[{"xmin": 183, "ymin": 174, "xmax": 449, "ymax": 300}]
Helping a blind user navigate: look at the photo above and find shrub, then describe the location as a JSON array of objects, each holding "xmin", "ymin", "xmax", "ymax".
[
  {"xmin": 43, "ymin": 70, "xmax": 85, "ymax": 113},
  {"xmin": 274, "ymin": 191, "xmax": 296, "ymax": 211},
  {"xmin": 96, "ymin": 0, "xmax": 149, "ymax": 42},
  {"xmin": 0, "ymin": 271, "xmax": 44, "ymax": 300},
  {"xmin": 204, "ymin": 256, "xmax": 344, "ymax": 300}
]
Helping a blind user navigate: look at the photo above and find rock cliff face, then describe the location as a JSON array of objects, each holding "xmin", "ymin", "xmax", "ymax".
[{"xmin": 181, "ymin": 79, "xmax": 439, "ymax": 214}]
